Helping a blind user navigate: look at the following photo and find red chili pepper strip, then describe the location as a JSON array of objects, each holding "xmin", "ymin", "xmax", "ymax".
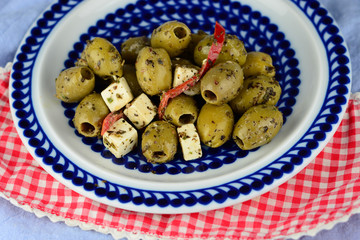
[
  {"xmin": 158, "ymin": 22, "xmax": 226, "ymax": 119},
  {"xmin": 101, "ymin": 110, "xmax": 124, "ymax": 136}
]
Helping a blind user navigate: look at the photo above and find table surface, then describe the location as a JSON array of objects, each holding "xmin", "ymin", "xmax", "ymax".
[{"xmin": 0, "ymin": 0, "xmax": 359, "ymax": 239}]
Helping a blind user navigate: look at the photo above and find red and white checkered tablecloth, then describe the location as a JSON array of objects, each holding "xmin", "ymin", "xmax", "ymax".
[{"xmin": 1, "ymin": 62, "xmax": 360, "ymax": 240}]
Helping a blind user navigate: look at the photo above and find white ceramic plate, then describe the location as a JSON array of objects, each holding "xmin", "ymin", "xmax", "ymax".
[{"xmin": 9, "ymin": 0, "xmax": 351, "ymax": 213}]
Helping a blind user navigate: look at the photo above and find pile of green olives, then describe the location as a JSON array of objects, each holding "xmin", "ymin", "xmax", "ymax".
[{"xmin": 54, "ymin": 20, "xmax": 284, "ymax": 163}]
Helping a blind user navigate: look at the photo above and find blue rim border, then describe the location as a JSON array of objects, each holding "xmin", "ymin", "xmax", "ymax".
[
  {"xmin": 61, "ymin": 0, "xmax": 300, "ymax": 175},
  {"xmin": 9, "ymin": 0, "xmax": 351, "ymax": 212}
]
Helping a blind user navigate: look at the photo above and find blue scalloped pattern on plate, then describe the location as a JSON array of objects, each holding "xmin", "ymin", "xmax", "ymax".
[
  {"xmin": 62, "ymin": 0, "xmax": 300, "ymax": 175},
  {"xmin": 10, "ymin": 0, "xmax": 350, "ymax": 209}
]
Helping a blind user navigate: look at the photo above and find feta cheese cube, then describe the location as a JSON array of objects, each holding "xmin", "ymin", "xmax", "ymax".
[
  {"xmin": 173, "ymin": 65, "xmax": 200, "ymax": 96},
  {"xmin": 103, "ymin": 118, "xmax": 138, "ymax": 158},
  {"xmin": 177, "ymin": 123, "xmax": 202, "ymax": 161},
  {"xmin": 124, "ymin": 93, "xmax": 157, "ymax": 129},
  {"xmin": 101, "ymin": 77, "xmax": 133, "ymax": 112}
]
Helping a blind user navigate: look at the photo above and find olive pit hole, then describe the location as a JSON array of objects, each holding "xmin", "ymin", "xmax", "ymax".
[
  {"xmin": 174, "ymin": 27, "xmax": 187, "ymax": 39},
  {"xmin": 81, "ymin": 68, "xmax": 93, "ymax": 80},
  {"xmin": 179, "ymin": 114, "xmax": 195, "ymax": 124},
  {"xmin": 152, "ymin": 151, "xmax": 167, "ymax": 159},
  {"xmin": 80, "ymin": 122, "xmax": 95, "ymax": 134},
  {"xmin": 203, "ymin": 90, "xmax": 217, "ymax": 102},
  {"xmin": 234, "ymin": 136, "xmax": 245, "ymax": 148}
]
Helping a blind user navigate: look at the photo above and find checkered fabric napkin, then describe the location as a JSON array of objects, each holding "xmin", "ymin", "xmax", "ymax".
[{"xmin": 1, "ymin": 62, "xmax": 360, "ymax": 240}]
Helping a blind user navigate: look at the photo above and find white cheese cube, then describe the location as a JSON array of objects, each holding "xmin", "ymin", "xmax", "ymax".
[
  {"xmin": 173, "ymin": 65, "xmax": 200, "ymax": 96},
  {"xmin": 103, "ymin": 118, "xmax": 138, "ymax": 158},
  {"xmin": 177, "ymin": 123, "xmax": 202, "ymax": 161},
  {"xmin": 101, "ymin": 77, "xmax": 133, "ymax": 112},
  {"xmin": 124, "ymin": 93, "xmax": 157, "ymax": 129}
]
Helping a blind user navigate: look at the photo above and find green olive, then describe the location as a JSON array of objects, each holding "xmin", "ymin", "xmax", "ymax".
[
  {"xmin": 73, "ymin": 93, "xmax": 110, "ymax": 137},
  {"xmin": 55, "ymin": 66, "xmax": 95, "ymax": 103},
  {"xmin": 230, "ymin": 75, "xmax": 282, "ymax": 116},
  {"xmin": 142, "ymin": 121, "xmax": 178, "ymax": 163},
  {"xmin": 179, "ymin": 30, "xmax": 208, "ymax": 61},
  {"xmin": 84, "ymin": 37, "xmax": 124, "ymax": 78},
  {"xmin": 196, "ymin": 103, "xmax": 234, "ymax": 148},
  {"xmin": 242, "ymin": 51, "xmax": 276, "ymax": 78},
  {"xmin": 171, "ymin": 57, "xmax": 194, "ymax": 69},
  {"xmin": 121, "ymin": 36, "xmax": 150, "ymax": 64},
  {"xmin": 151, "ymin": 21, "xmax": 192, "ymax": 57},
  {"xmin": 201, "ymin": 61, "xmax": 244, "ymax": 105},
  {"xmin": 194, "ymin": 34, "xmax": 247, "ymax": 66},
  {"xmin": 164, "ymin": 94, "xmax": 198, "ymax": 127},
  {"xmin": 122, "ymin": 64, "xmax": 143, "ymax": 97},
  {"xmin": 135, "ymin": 46, "xmax": 172, "ymax": 96},
  {"xmin": 233, "ymin": 105, "xmax": 283, "ymax": 150}
]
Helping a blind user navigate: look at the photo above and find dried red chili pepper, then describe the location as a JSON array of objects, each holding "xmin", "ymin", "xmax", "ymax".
[{"xmin": 158, "ymin": 21, "xmax": 226, "ymax": 119}]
